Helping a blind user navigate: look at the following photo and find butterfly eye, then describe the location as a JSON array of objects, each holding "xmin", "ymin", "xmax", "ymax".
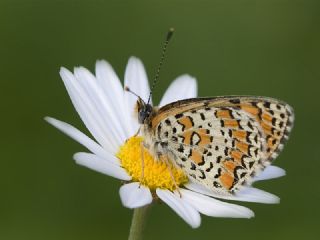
[
  {"xmin": 138, "ymin": 104, "xmax": 153, "ymax": 124},
  {"xmin": 138, "ymin": 111, "xmax": 147, "ymax": 124}
]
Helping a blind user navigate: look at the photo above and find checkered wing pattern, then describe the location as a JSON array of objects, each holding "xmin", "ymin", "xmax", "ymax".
[{"xmin": 151, "ymin": 96, "xmax": 294, "ymax": 195}]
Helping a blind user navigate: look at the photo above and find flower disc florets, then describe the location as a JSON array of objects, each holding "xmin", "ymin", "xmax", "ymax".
[{"xmin": 117, "ymin": 136, "xmax": 188, "ymax": 191}]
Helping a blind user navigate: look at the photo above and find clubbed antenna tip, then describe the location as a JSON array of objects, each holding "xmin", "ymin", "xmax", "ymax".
[
  {"xmin": 166, "ymin": 28, "xmax": 175, "ymax": 41},
  {"xmin": 125, "ymin": 86, "xmax": 141, "ymax": 99}
]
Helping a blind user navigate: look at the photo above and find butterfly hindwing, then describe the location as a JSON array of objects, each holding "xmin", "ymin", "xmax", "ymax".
[{"xmin": 151, "ymin": 96, "xmax": 294, "ymax": 195}]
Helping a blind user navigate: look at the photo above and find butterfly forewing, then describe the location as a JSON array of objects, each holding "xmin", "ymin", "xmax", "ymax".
[{"xmin": 151, "ymin": 96, "xmax": 294, "ymax": 195}]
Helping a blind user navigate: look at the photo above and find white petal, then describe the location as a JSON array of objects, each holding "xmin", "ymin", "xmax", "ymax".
[
  {"xmin": 124, "ymin": 57, "xmax": 151, "ymax": 136},
  {"xmin": 124, "ymin": 57, "xmax": 151, "ymax": 103},
  {"xmin": 74, "ymin": 152, "xmax": 131, "ymax": 180},
  {"xmin": 95, "ymin": 60, "xmax": 132, "ymax": 137},
  {"xmin": 254, "ymin": 166, "xmax": 286, "ymax": 182},
  {"xmin": 180, "ymin": 189, "xmax": 254, "ymax": 218},
  {"xmin": 73, "ymin": 67, "xmax": 127, "ymax": 143},
  {"xmin": 235, "ymin": 187, "xmax": 280, "ymax": 204},
  {"xmin": 159, "ymin": 74, "xmax": 197, "ymax": 107},
  {"xmin": 95, "ymin": 60, "xmax": 124, "ymax": 107},
  {"xmin": 119, "ymin": 182, "xmax": 152, "ymax": 208},
  {"xmin": 185, "ymin": 182, "xmax": 279, "ymax": 204},
  {"xmin": 59, "ymin": 67, "xmax": 118, "ymax": 153},
  {"xmin": 156, "ymin": 189, "xmax": 201, "ymax": 228},
  {"xmin": 45, "ymin": 117, "xmax": 112, "ymax": 160}
]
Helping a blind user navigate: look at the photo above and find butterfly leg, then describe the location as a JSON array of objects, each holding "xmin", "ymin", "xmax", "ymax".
[
  {"xmin": 161, "ymin": 155, "xmax": 182, "ymax": 198},
  {"xmin": 134, "ymin": 126, "xmax": 141, "ymax": 137},
  {"xmin": 139, "ymin": 141, "xmax": 145, "ymax": 187}
]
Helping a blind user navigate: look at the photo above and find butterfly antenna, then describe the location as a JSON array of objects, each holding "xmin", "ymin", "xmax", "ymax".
[
  {"xmin": 125, "ymin": 86, "xmax": 141, "ymax": 100},
  {"xmin": 147, "ymin": 28, "xmax": 175, "ymax": 104}
]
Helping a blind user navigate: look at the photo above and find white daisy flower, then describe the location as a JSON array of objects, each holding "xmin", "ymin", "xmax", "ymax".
[{"xmin": 45, "ymin": 57, "xmax": 285, "ymax": 228}]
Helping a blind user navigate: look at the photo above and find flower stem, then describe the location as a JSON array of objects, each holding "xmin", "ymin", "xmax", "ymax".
[{"xmin": 128, "ymin": 205, "xmax": 150, "ymax": 240}]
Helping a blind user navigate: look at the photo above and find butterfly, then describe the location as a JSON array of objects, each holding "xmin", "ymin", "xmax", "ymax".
[{"xmin": 135, "ymin": 95, "xmax": 294, "ymax": 195}]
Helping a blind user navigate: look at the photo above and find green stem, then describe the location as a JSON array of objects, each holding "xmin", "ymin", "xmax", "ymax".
[{"xmin": 128, "ymin": 205, "xmax": 150, "ymax": 240}]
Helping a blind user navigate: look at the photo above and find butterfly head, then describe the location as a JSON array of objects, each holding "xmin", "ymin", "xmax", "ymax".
[
  {"xmin": 125, "ymin": 86, "xmax": 154, "ymax": 124},
  {"xmin": 136, "ymin": 98, "xmax": 153, "ymax": 124}
]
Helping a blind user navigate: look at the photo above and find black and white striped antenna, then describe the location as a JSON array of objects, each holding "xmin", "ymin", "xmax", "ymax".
[{"xmin": 147, "ymin": 28, "xmax": 175, "ymax": 104}]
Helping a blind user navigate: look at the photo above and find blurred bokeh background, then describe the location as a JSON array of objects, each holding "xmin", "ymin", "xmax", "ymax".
[{"xmin": 1, "ymin": 0, "xmax": 319, "ymax": 239}]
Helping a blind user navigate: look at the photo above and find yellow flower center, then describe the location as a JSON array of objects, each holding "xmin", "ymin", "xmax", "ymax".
[{"xmin": 117, "ymin": 136, "xmax": 188, "ymax": 191}]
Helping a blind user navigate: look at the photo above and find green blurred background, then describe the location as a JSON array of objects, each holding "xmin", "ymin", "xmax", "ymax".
[{"xmin": 1, "ymin": 0, "xmax": 319, "ymax": 239}]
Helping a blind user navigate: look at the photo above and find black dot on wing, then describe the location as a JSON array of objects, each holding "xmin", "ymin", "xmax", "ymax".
[
  {"xmin": 178, "ymin": 145, "xmax": 184, "ymax": 153},
  {"xmin": 251, "ymin": 101, "xmax": 258, "ymax": 107},
  {"xmin": 279, "ymin": 121, "xmax": 284, "ymax": 128},
  {"xmin": 206, "ymin": 162, "xmax": 214, "ymax": 172},
  {"xmin": 215, "ymin": 168, "xmax": 222, "ymax": 178},
  {"xmin": 190, "ymin": 162, "xmax": 196, "ymax": 170},
  {"xmin": 264, "ymin": 102, "xmax": 271, "ymax": 108},
  {"xmin": 247, "ymin": 161, "xmax": 254, "ymax": 169},
  {"xmin": 165, "ymin": 119, "xmax": 171, "ymax": 126},
  {"xmin": 240, "ymin": 172, "xmax": 247, "ymax": 178},
  {"xmin": 199, "ymin": 170, "xmax": 206, "ymax": 179},
  {"xmin": 229, "ymin": 99, "xmax": 240, "ymax": 104},
  {"xmin": 199, "ymin": 156, "xmax": 205, "ymax": 166},
  {"xmin": 246, "ymin": 132, "xmax": 252, "ymax": 143},
  {"xmin": 173, "ymin": 127, "xmax": 177, "ymax": 133},
  {"xmin": 255, "ymin": 107, "xmax": 262, "ymax": 121},
  {"xmin": 200, "ymin": 113, "xmax": 205, "ymax": 120},
  {"xmin": 188, "ymin": 116, "xmax": 195, "ymax": 127},
  {"xmin": 175, "ymin": 113, "xmax": 183, "ymax": 119},
  {"xmin": 160, "ymin": 142, "xmax": 168, "ymax": 148},
  {"xmin": 224, "ymin": 147, "xmax": 229, "ymax": 156},
  {"xmin": 247, "ymin": 121, "xmax": 253, "ymax": 130}
]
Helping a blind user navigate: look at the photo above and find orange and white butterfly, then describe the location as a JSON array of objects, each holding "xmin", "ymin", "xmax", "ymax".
[
  {"xmin": 134, "ymin": 95, "xmax": 294, "ymax": 195},
  {"xmin": 126, "ymin": 29, "xmax": 295, "ymax": 196}
]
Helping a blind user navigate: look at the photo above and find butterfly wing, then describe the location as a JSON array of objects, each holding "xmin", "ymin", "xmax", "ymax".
[{"xmin": 151, "ymin": 96, "xmax": 294, "ymax": 195}]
